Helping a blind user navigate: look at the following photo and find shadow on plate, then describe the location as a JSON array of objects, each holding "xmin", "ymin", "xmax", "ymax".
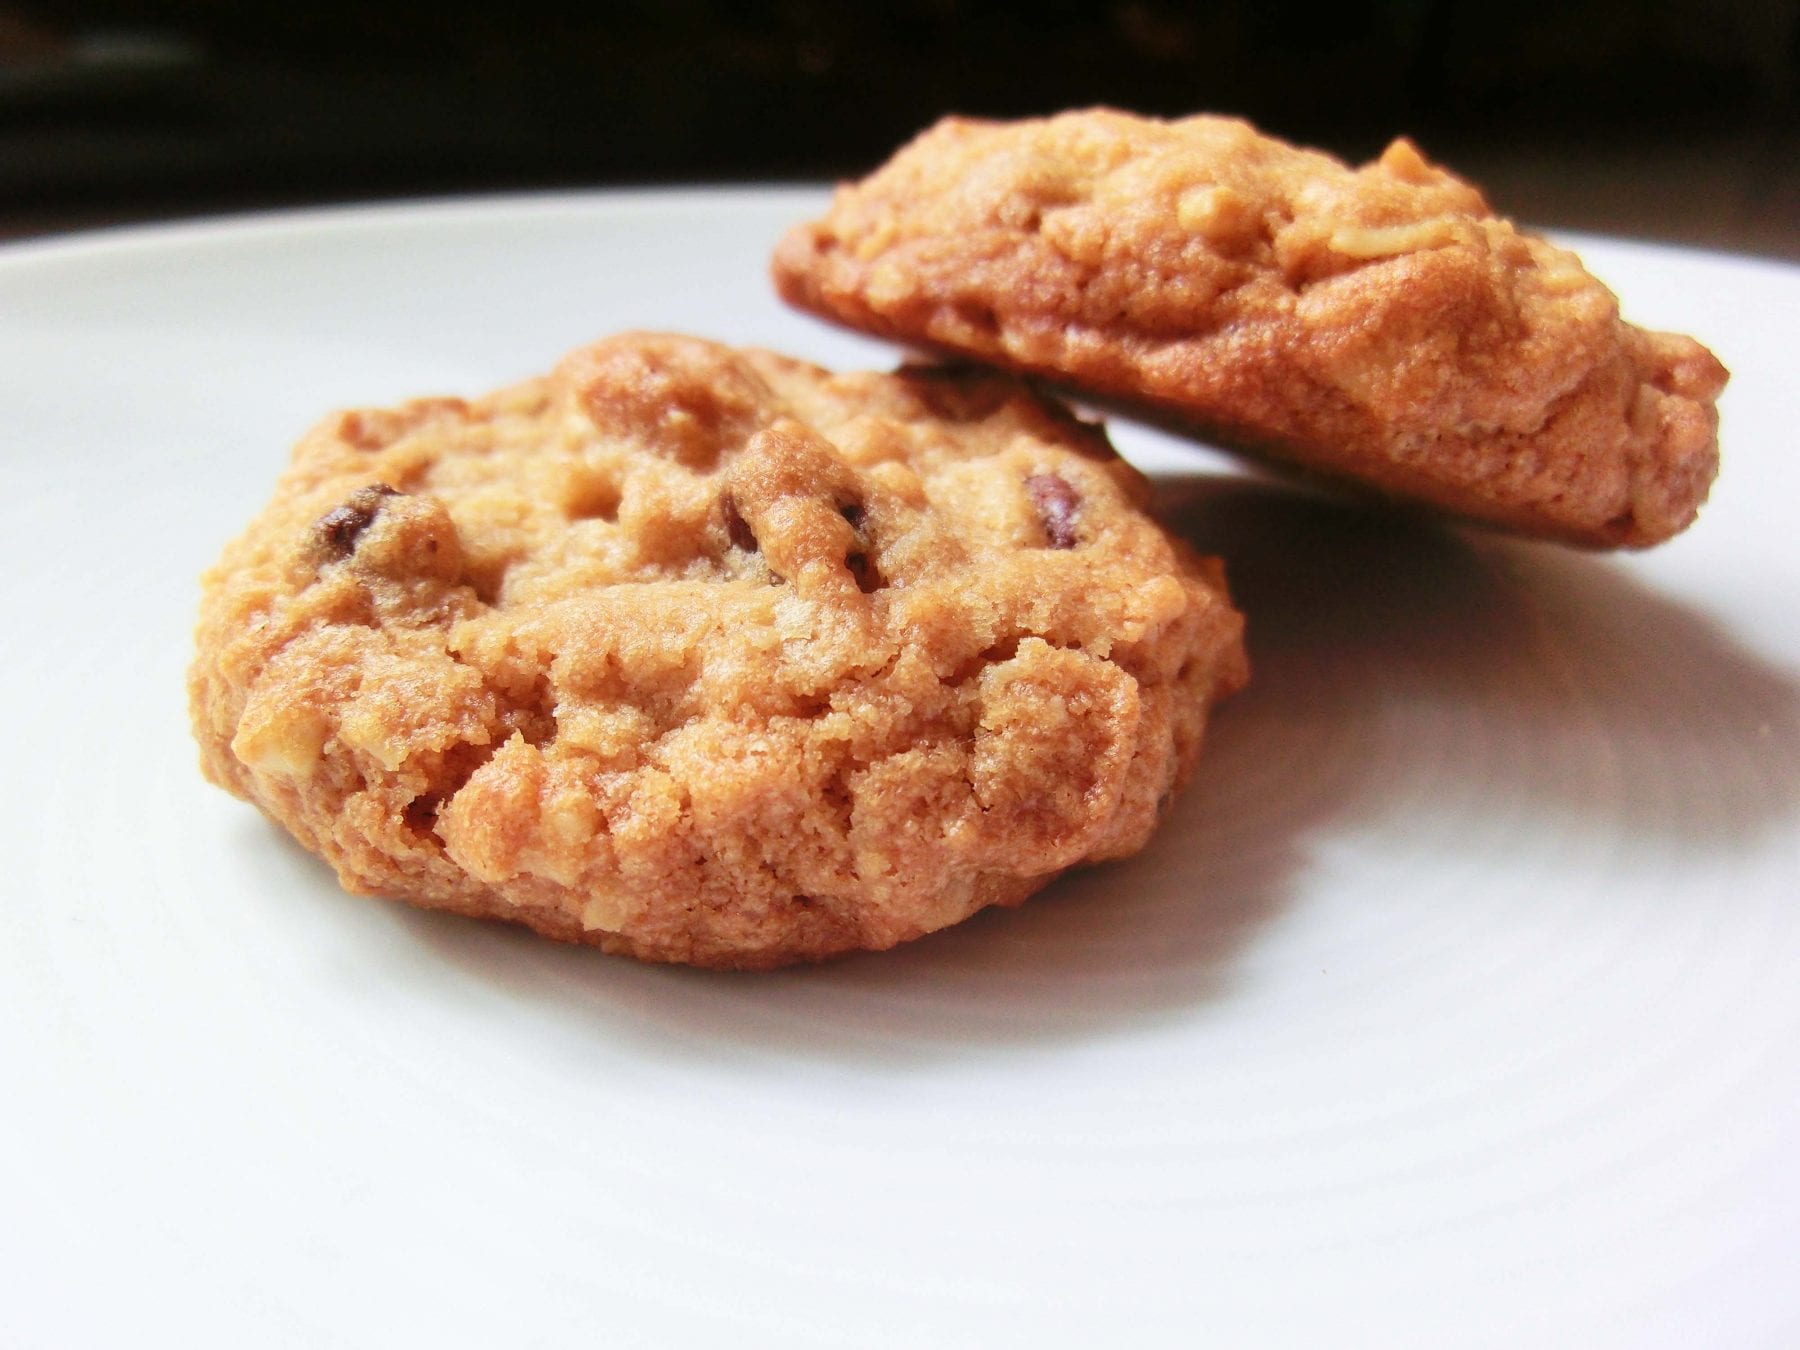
[
  {"xmin": 374, "ymin": 472, "xmax": 1800, "ymax": 1062},
  {"xmin": 1159, "ymin": 474, "xmax": 1800, "ymax": 847}
]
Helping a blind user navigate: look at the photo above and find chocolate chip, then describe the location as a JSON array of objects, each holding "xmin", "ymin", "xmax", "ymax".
[
  {"xmin": 722, "ymin": 494, "xmax": 757, "ymax": 552},
  {"xmin": 846, "ymin": 550, "xmax": 883, "ymax": 593},
  {"xmin": 839, "ymin": 501, "xmax": 867, "ymax": 530},
  {"xmin": 1026, "ymin": 473, "xmax": 1080, "ymax": 549},
  {"xmin": 314, "ymin": 484, "xmax": 400, "ymax": 559}
]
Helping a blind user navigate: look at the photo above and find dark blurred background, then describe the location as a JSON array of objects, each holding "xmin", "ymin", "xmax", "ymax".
[{"xmin": 4, "ymin": 0, "xmax": 1797, "ymax": 254}]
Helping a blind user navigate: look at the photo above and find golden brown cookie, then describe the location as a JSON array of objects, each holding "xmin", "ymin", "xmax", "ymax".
[
  {"xmin": 190, "ymin": 334, "xmax": 1247, "ymax": 969},
  {"xmin": 772, "ymin": 110, "xmax": 1728, "ymax": 548}
]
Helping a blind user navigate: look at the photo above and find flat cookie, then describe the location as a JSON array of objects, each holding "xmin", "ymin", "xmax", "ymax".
[
  {"xmin": 190, "ymin": 334, "xmax": 1247, "ymax": 969},
  {"xmin": 772, "ymin": 110, "xmax": 1729, "ymax": 548}
]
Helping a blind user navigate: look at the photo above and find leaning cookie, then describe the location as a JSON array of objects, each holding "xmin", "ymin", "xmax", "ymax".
[
  {"xmin": 773, "ymin": 109, "xmax": 1728, "ymax": 548},
  {"xmin": 190, "ymin": 333, "xmax": 1247, "ymax": 969}
]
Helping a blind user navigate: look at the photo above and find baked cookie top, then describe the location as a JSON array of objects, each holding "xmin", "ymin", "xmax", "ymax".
[
  {"xmin": 190, "ymin": 334, "xmax": 1247, "ymax": 969},
  {"xmin": 772, "ymin": 109, "xmax": 1728, "ymax": 548}
]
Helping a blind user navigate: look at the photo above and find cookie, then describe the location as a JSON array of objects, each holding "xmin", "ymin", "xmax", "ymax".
[
  {"xmin": 190, "ymin": 333, "xmax": 1247, "ymax": 969},
  {"xmin": 772, "ymin": 109, "xmax": 1729, "ymax": 548}
]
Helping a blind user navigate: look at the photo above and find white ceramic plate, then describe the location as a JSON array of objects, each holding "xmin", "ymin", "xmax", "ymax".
[{"xmin": 2, "ymin": 192, "xmax": 1796, "ymax": 1349}]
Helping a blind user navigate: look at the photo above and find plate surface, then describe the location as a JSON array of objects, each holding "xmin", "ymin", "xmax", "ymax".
[{"xmin": 2, "ymin": 191, "xmax": 1797, "ymax": 1349}]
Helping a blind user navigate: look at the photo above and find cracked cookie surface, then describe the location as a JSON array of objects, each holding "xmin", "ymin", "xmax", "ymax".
[
  {"xmin": 772, "ymin": 109, "xmax": 1728, "ymax": 548},
  {"xmin": 190, "ymin": 333, "xmax": 1247, "ymax": 969}
]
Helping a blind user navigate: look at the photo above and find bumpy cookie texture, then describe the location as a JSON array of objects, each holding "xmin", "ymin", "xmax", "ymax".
[
  {"xmin": 190, "ymin": 334, "xmax": 1247, "ymax": 969},
  {"xmin": 773, "ymin": 110, "xmax": 1729, "ymax": 548}
]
